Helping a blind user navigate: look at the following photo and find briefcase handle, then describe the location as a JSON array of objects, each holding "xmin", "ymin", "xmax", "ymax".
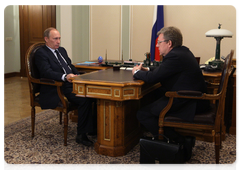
[{"xmin": 152, "ymin": 134, "xmax": 170, "ymax": 143}]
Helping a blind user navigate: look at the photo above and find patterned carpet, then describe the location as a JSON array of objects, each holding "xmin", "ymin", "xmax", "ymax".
[{"xmin": 4, "ymin": 110, "xmax": 236, "ymax": 164}]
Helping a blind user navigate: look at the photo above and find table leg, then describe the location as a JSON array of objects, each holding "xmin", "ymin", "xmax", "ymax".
[{"xmin": 94, "ymin": 99, "xmax": 141, "ymax": 157}]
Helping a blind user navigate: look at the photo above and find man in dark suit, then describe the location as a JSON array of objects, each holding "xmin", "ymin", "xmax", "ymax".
[
  {"xmin": 132, "ymin": 26, "xmax": 209, "ymax": 142},
  {"xmin": 35, "ymin": 27, "xmax": 96, "ymax": 146}
]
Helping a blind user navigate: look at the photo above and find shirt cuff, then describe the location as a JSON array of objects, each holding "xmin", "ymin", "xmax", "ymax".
[
  {"xmin": 61, "ymin": 74, "xmax": 66, "ymax": 81},
  {"xmin": 134, "ymin": 69, "xmax": 140, "ymax": 74}
]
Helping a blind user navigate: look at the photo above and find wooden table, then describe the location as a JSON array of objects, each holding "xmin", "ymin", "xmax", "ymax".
[
  {"xmin": 71, "ymin": 69, "xmax": 161, "ymax": 156},
  {"xmin": 73, "ymin": 65, "xmax": 226, "ymax": 142},
  {"xmin": 201, "ymin": 71, "xmax": 221, "ymax": 96},
  {"xmin": 74, "ymin": 60, "xmax": 123, "ymax": 73},
  {"xmin": 73, "ymin": 63, "xmax": 236, "ymax": 143},
  {"xmin": 74, "ymin": 64, "xmax": 108, "ymax": 73},
  {"xmin": 202, "ymin": 71, "xmax": 222, "ymax": 81}
]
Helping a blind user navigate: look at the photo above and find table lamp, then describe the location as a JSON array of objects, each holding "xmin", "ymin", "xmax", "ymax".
[{"xmin": 205, "ymin": 24, "xmax": 233, "ymax": 69}]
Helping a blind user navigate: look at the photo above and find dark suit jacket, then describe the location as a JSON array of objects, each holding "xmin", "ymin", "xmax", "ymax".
[
  {"xmin": 35, "ymin": 45, "xmax": 79, "ymax": 109},
  {"xmin": 133, "ymin": 46, "xmax": 208, "ymax": 121}
]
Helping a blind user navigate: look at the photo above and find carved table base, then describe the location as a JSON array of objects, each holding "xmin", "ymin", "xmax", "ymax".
[{"xmin": 94, "ymin": 99, "xmax": 141, "ymax": 157}]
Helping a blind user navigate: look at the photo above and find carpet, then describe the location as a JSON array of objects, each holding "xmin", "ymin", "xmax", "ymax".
[{"xmin": 4, "ymin": 110, "xmax": 236, "ymax": 164}]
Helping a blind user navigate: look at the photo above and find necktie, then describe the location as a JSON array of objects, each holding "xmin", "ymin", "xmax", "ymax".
[{"xmin": 55, "ymin": 50, "xmax": 72, "ymax": 74}]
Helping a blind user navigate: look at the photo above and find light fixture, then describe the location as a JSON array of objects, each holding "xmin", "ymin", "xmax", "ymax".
[{"xmin": 205, "ymin": 24, "xmax": 233, "ymax": 69}]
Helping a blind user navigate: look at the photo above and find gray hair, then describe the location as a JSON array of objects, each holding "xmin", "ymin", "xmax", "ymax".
[{"xmin": 157, "ymin": 26, "xmax": 183, "ymax": 48}]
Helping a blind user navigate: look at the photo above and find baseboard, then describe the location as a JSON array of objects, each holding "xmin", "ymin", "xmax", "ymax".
[{"xmin": 4, "ymin": 72, "xmax": 21, "ymax": 78}]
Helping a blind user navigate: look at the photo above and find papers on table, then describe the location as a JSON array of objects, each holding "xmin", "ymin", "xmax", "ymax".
[
  {"xmin": 76, "ymin": 61, "xmax": 98, "ymax": 66},
  {"xmin": 120, "ymin": 67, "xmax": 133, "ymax": 70}
]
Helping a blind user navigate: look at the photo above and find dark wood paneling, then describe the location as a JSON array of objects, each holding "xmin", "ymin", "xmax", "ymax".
[{"xmin": 19, "ymin": 5, "xmax": 56, "ymax": 77}]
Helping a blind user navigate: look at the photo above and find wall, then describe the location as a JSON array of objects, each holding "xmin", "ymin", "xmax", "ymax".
[
  {"xmin": 59, "ymin": 6, "xmax": 72, "ymax": 61},
  {"xmin": 164, "ymin": 5, "xmax": 236, "ymax": 64},
  {"xmin": 4, "ymin": 5, "xmax": 236, "ymax": 74},
  {"xmin": 61, "ymin": 5, "xmax": 236, "ymax": 64},
  {"xmin": 72, "ymin": 6, "xmax": 89, "ymax": 63},
  {"xmin": 4, "ymin": 5, "xmax": 20, "ymax": 73},
  {"xmin": 71, "ymin": 5, "xmax": 154, "ymax": 62}
]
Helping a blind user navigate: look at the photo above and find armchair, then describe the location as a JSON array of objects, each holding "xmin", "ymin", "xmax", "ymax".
[
  {"xmin": 158, "ymin": 50, "xmax": 234, "ymax": 163},
  {"xmin": 25, "ymin": 42, "xmax": 77, "ymax": 146}
]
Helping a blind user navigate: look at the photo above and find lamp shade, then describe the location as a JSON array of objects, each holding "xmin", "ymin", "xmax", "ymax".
[{"xmin": 205, "ymin": 29, "xmax": 233, "ymax": 37}]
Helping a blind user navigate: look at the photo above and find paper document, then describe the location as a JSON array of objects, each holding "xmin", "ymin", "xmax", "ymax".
[
  {"xmin": 76, "ymin": 61, "xmax": 98, "ymax": 65},
  {"xmin": 120, "ymin": 67, "xmax": 133, "ymax": 70}
]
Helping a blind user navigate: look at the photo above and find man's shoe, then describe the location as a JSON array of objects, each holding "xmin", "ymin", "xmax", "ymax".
[
  {"xmin": 76, "ymin": 133, "xmax": 93, "ymax": 146},
  {"xmin": 183, "ymin": 136, "xmax": 196, "ymax": 162},
  {"xmin": 185, "ymin": 136, "xmax": 196, "ymax": 148}
]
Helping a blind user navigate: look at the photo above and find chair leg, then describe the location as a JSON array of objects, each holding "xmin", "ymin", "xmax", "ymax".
[
  {"xmin": 31, "ymin": 107, "xmax": 35, "ymax": 138},
  {"xmin": 158, "ymin": 126, "xmax": 164, "ymax": 140},
  {"xmin": 64, "ymin": 112, "xmax": 68, "ymax": 146},
  {"xmin": 215, "ymin": 134, "xmax": 221, "ymax": 164},
  {"xmin": 59, "ymin": 112, "xmax": 62, "ymax": 125},
  {"xmin": 220, "ymin": 127, "xmax": 223, "ymax": 149}
]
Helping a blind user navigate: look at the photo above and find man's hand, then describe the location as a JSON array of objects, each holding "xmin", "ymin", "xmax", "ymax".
[
  {"xmin": 132, "ymin": 63, "xmax": 148, "ymax": 75},
  {"xmin": 66, "ymin": 73, "xmax": 77, "ymax": 83}
]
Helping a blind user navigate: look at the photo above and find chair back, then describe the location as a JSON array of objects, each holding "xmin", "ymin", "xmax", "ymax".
[
  {"xmin": 217, "ymin": 50, "xmax": 234, "ymax": 94},
  {"xmin": 195, "ymin": 57, "xmax": 200, "ymax": 64},
  {"xmin": 25, "ymin": 43, "xmax": 45, "ymax": 104},
  {"xmin": 214, "ymin": 50, "xmax": 234, "ymax": 127}
]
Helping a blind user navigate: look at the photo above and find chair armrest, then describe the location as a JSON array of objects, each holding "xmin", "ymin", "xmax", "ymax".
[
  {"xmin": 177, "ymin": 90, "xmax": 203, "ymax": 96},
  {"xmin": 30, "ymin": 77, "xmax": 68, "ymax": 110},
  {"xmin": 165, "ymin": 90, "xmax": 221, "ymax": 100},
  {"xmin": 159, "ymin": 90, "xmax": 221, "ymax": 125},
  {"xmin": 40, "ymin": 78, "xmax": 56, "ymax": 84},
  {"xmin": 30, "ymin": 77, "xmax": 63, "ymax": 86}
]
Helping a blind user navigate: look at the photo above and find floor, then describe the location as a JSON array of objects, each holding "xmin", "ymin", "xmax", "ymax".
[{"xmin": 4, "ymin": 77, "xmax": 42, "ymax": 126}]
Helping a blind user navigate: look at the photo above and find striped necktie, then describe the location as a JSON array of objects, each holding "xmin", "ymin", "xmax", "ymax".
[{"xmin": 55, "ymin": 50, "xmax": 72, "ymax": 74}]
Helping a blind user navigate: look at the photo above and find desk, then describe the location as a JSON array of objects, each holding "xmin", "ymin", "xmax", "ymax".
[
  {"xmin": 71, "ymin": 69, "xmax": 161, "ymax": 156},
  {"xmin": 74, "ymin": 64, "xmax": 108, "ymax": 73},
  {"xmin": 202, "ymin": 71, "xmax": 222, "ymax": 105},
  {"xmin": 74, "ymin": 60, "xmax": 124, "ymax": 73},
  {"xmin": 74, "ymin": 61, "xmax": 227, "ymax": 92},
  {"xmin": 202, "ymin": 71, "xmax": 221, "ymax": 82},
  {"xmin": 75, "ymin": 62, "xmax": 222, "ymax": 79},
  {"xmin": 71, "ymin": 65, "xmax": 226, "ymax": 142}
]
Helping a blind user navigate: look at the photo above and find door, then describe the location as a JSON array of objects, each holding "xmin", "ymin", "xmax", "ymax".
[{"xmin": 19, "ymin": 5, "xmax": 56, "ymax": 77}]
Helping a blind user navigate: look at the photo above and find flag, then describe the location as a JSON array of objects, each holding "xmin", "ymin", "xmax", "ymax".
[{"xmin": 150, "ymin": 5, "xmax": 164, "ymax": 61}]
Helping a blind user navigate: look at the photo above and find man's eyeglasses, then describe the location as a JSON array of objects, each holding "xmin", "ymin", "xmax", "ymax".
[{"xmin": 157, "ymin": 40, "xmax": 168, "ymax": 44}]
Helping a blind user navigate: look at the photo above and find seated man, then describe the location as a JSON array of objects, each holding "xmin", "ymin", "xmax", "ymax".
[
  {"xmin": 132, "ymin": 26, "xmax": 210, "ymax": 143},
  {"xmin": 35, "ymin": 27, "xmax": 96, "ymax": 146}
]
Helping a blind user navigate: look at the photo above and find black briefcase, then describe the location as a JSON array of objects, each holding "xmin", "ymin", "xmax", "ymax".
[{"xmin": 139, "ymin": 136, "xmax": 185, "ymax": 164}]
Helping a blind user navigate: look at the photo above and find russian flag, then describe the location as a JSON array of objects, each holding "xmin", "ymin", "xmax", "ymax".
[{"xmin": 150, "ymin": 5, "xmax": 164, "ymax": 61}]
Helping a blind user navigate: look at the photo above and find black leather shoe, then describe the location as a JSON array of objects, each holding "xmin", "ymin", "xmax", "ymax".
[
  {"xmin": 76, "ymin": 133, "xmax": 93, "ymax": 146},
  {"xmin": 185, "ymin": 136, "xmax": 196, "ymax": 148},
  {"xmin": 183, "ymin": 136, "xmax": 196, "ymax": 162}
]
